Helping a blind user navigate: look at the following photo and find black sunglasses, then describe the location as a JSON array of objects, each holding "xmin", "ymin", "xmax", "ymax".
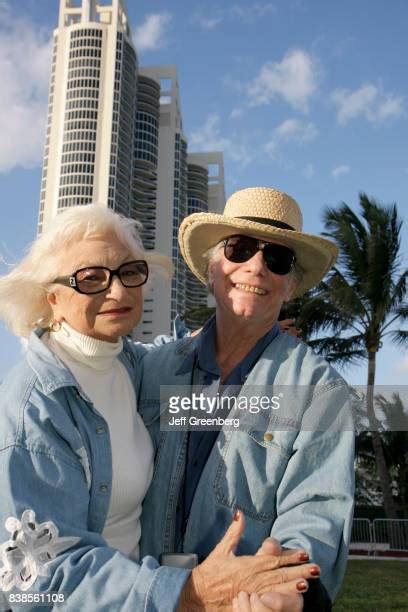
[
  {"xmin": 53, "ymin": 260, "xmax": 149, "ymax": 295},
  {"xmin": 223, "ymin": 235, "xmax": 295, "ymax": 275}
]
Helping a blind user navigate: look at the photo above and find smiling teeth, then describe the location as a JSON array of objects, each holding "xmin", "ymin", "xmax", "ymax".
[{"xmin": 235, "ymin": 283, "xmax": 266, "ymax": 295}]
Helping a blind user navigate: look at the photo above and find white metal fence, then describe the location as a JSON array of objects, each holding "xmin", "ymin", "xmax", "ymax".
[{"xmin": 350, "ymin": 518, "xmax": 408, "ymax": 555}]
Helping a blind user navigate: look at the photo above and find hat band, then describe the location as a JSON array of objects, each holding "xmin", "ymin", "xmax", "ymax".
[{"xmin": 236, "ymin": 216, "xmax": 295, "ymax": 231}]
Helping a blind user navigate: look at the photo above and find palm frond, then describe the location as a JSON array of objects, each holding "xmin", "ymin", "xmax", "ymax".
[
  {"xmin": 322, "ymin": 203, "xmax": 369, "ymax": 287},
  {"xmin": 388, "ymin": 271, "xmax": 407, "ymax": 311},
  {"xmin": 388, "ymin": 329, "xmax": 408, "ymax": 347},
  {"xmin": 322, "ymin": 269, "xmax": 368, "ymax": 326},
  {"xmin": 309, "ymin": 334, "xmax": 366, "ymax": 365},
  {"xmin": 374, "ymin": 393, "xmax": 408, "ymax": 431},
  {"xmin": 280, "ymin": 287, "xmax": 349, "ymax": 340},
  {"xmin": 393, "ymin": 305, "xmax": 408, "ymax": 319},
  {"xmin": 360, "ymin": 194, "xmax": 402, "ymax": 262},
  {"xmin": 359, "ymin": 195, "xmax": 403, "ymax": 313}
]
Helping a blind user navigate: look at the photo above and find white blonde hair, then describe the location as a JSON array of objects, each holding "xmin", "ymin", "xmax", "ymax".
[{"xmin": 0, "ymin": 204, "xmax": 172, "ymax": 337}]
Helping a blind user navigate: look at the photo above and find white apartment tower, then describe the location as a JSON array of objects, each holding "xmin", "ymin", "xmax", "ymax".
[
  {"xmin": 132, "ymin": 74, "xmax": 160, "ymax": 250},
  {"xmin": 38, "ymin": 1, "xmax": 226, "ymax": 339},
  {"xmin": 38, "ymin": 0, "xmax": 137, "ymax": 233},
  {"xmin": 134, "ymin": 66, "xmax": 188, "ymax": 340},
  {"xmin": 187, "ymin": 152, "xmax": 225, "ymax": 215},
  {"xmin": 184, "ymin": 153, "xmax": 225, "ymax": 328}
]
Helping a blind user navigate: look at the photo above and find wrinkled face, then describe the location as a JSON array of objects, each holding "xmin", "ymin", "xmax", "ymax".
[
  {"xmin": 208, "ymin": 234, "xmax": 298, "ymax": 327},
  {"xmin": 47, "ymin": 233, "xmax": 143, "ymax": 342}
]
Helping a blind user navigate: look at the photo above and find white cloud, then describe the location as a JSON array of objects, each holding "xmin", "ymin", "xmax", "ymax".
[
  {"xmin": 302, "ymin": 163, "xmax": 315, "ymax": 179},
  {"xmin": 332, "ymin": 83, "xmax": 404, "ymax": 124},
  {"xmin": 264, "ymin": 140, "xmax": 278, "ymax": 158},
  {"xmin": 229, "ymin": 3, "xmax": 276, "ymax": 23},
  {"xmin": 274, "ymin": 118, "xmax": 318, "ymax": 143},
  {"xmin": 332, "ymin": 84, "xmax": 377, "ymax": 124},
  {"xmin": 376, "ymin": 95, "xmax": 404, "ymax": 121},
  {"xmin": 263, "ymin": 119, "xmax": 317, "ymax": 160},
  {"xmin": 194, "ymin": 16, "xmax": 223, "ymax": 29},
  {"xmin": 133, "ymin": 12, "xmax": 172, "ymax": 52},
  {"xmin": 0, "ymin": 3, "xmax": 52, "ymax": 173},
  {"xmin": 190, "ymin": 10, "xmax": 224, "ymax": 29},
  {"xmin": 0, "ymin": 0, "xmax": 10, "ymax": 17},
  {"xmin": 189, "ymin": 113, "xmax": 252, "ymax": 166},
  {"xmin": 332, "ymin": 165, "xmax": 350, "ymax": 180},
  {"xmin": 192, "ymin": 3, "xmax": 275, "ymax": 29},
  {"xmin": 247, "ymin": 49, "xmax": 320, "ymax": 112},
  {"xmin": 229, "ymin": 107, "xmax": 244, "ymax": 120}
]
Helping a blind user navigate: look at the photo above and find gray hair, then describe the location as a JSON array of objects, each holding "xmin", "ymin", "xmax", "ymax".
[{"xmin": 0, "ymin": 204, "xmax": 172, "ymax": 337}]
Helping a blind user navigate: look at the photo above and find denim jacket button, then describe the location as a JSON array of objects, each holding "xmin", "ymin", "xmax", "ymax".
[
  {"xmin": 95, "ymin": 426, "xmax": 104, "ymax": 434},
  {"xmin": 264, "ymin": 432, "xmax": 274, "ymax": 442},
  {"xmin": 99, "ymin": 484, "xmax": 108, "ymax": 492}
]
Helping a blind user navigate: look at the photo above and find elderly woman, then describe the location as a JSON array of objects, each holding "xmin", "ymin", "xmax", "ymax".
[
  {"xmin": 139, "ymin": 187, "xmax": 355, "ymax": 611},
  {"xmin": 0, "ymin": 204, "xmax": 318, "ymax": 611}
]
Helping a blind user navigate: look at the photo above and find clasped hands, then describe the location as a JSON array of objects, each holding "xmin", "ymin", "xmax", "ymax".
[{"xmin": 178, "ymin": 510, "xmax": 319, "ymax": 611}]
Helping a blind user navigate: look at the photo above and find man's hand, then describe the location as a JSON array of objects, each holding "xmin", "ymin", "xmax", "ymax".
[{"xmin": 240, "ymin": 537, "xmax": 307, "ymax": 611}]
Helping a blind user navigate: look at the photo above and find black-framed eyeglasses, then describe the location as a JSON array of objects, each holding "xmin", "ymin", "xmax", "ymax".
[
  {"xmin": 223, "ymin": 235, "xmax": 295, "ymax": 275},
  {"xmin": 53, "ymin": 260, "xmax": 149, "ymax": 295}
]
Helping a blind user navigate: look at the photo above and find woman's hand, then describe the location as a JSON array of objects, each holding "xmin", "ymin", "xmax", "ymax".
[
  {"xmin": 178, "ymin": 512, "xmax": 319, "ymax": 610},
  {"xmin": 233, "ymin": 591, "xmax": 304, "ymax": 612}
]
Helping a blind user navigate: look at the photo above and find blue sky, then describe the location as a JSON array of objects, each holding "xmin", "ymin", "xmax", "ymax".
[{"xmin": 0, "ymin": 0, "xmax": 407, "ymax": 385}]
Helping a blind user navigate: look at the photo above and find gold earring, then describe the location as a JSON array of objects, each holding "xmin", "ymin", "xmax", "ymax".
[{"xmin": 49, "ymin": 321, "xmax": 62, "ymax": 332}]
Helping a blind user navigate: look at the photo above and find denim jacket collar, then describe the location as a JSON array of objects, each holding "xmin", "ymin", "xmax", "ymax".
[
  {"xmin": 175, "ymin": 316, "xmax": 280, "ymax": 380},
  {"xmin": 174, "ymin": 337, "xmax": 200, "ymax": 375},
  {"xmin": 27, "ymin": 329, "xmax": 79, "ymax": 395},
  {"xmin": 26, "ymin": 329, "xmax": 138, "ymax": 398},
  {"xmin": 175, "ymin": 316, "xmax": 216, "ymax": 376}
]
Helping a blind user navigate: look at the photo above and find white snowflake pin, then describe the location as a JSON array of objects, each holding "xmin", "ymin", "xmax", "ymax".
[{"xmin": 0, "ymin": 509, "xmax": 80, "ymax": 591}]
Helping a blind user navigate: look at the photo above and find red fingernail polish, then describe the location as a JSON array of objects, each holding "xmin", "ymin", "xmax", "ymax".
[
  {"xmin": 297, "ymin": 581, "xmax": 308, "ymax": 592},
  {"xmin": 233, "ymin": 509, "xmax": 241, "ymax": 521},
  {"xmin": 310, "ymin": 567, "xmax": 320, "ymax": 577},
  {"xmin": 299, "ymin": 552, "xmax": 309, "ymax": 561}
]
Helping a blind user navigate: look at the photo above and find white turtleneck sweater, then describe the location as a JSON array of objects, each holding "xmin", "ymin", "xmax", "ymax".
[{"xmin": 43, "ymin": 322, "xmax": 153, "ymax": 560}]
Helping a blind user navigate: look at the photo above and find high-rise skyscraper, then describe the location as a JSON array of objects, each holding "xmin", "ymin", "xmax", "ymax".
[
  {"xmin": 132, "ymin": 74, "xmax": 160, "ymax": 250},
  {"xmin": 133, "ymin": 65, "xmax": 189, "ymax": 340},
  {"xmin": 184, "ymin": 153, "xmax": 225, "ymax": 329},
  {"xmin": 38, "ymin": 1, "xmax": 225, "ymax": 339},
  {"xmin": 38, "ymin": 0, "xmax": 137, "ymax": 234},
  {"xmin": 187, "ymin": 152, "xmax": 225, "ymax": 216},
  {"xmin": 133, "ymin": 69, "xmax": 226, "ymax": 339}
]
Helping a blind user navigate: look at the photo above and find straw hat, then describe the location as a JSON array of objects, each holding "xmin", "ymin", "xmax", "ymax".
[{"xmin": 178, "ymin": 186, "xmax": 338, "ymax": 297}]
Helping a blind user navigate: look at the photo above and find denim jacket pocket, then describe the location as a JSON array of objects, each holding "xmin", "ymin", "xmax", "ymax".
[
  {"xmin": 213, "ymin": 430, "xmax": 295, "ymax": 521},
  {"xmin": 138, "ymin": 398, "xmax": 164, "ymax": 427},
  {"xmin": 138, "ymin": 399, "xmax": 169, "ymax": 461}
]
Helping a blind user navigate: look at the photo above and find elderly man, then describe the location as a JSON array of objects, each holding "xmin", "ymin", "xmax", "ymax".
[{"xmin": 138, "ymin": 187, "xmax": 355, "ymax": 611}]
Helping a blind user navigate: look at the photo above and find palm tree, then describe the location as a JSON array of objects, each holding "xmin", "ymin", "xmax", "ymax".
[
  {"xmin": 182, "ymin": 305, "xmax": 215, "ymax": 330},
  {"xmin": 291, "ymin": 193, "xmax": 407, "ymax": 518},
  {"xmin": 374, "ymin": 393, "xmax": 408, "ymax": 516},
  {"xmin": 356, "ymin": 393, "xmax": 408, "ymax": 516}
]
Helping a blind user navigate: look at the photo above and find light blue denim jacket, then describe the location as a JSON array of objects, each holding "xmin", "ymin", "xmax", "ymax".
[
  {"xmin": 0, "ymin": 330, "xmax": 190, "ymax": 611},
  {"xmin": 138, "ymin": 332, "xmax": 355, "ymax": 601}
]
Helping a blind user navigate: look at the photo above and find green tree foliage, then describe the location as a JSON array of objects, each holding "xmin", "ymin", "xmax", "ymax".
[
  {"xmin": 356, "ymin": 393, "xmax": 408, "ymax": 516},
  {"xmin": 284, "ymin": 193, "xmax": 407, "ymax": 518}
]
